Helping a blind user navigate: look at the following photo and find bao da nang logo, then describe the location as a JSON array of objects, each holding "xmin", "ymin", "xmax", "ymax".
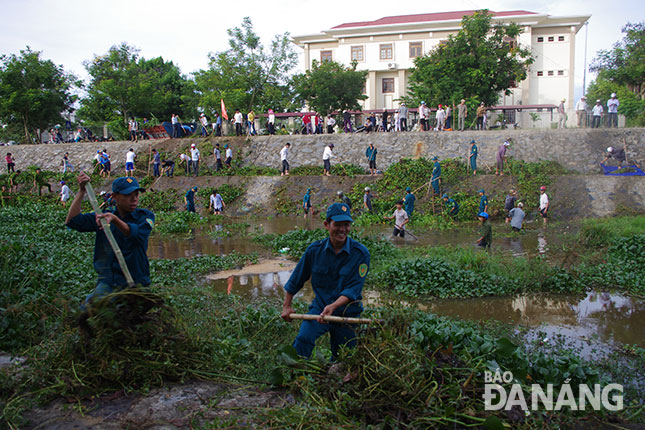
[{"xmin": 483, "ymin": 370, "xmax": 623, "ymax": 411}]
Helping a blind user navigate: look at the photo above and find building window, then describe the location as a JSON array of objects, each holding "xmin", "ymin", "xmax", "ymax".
[
  {"xmin": 382, "ymin": 78, "xmax": 394, "ymax": 93},
  {"xmin": 537, "ymin": 37, "xmax": 544, "ymax": 42},
  {"xmin": 548, "ymin": 70, "xmax": 554, "ymax": 76},
  {"xmin": 320, "ymin": 50, "xmax": 332, "ymax": 62},
  {"xmin": 504, "ymin": 36, "xmax": 517, "ymax": 50},
  {"xmin": 537, "ymin": 71, "xmax": 543, "ymax": 77},
  {"xmin": 558, "ymin": 70, "xmax": 564, "ymax": 76},
  {"xmin": 558, "ymin": 36, "xmax": 565, "ymax": 42},
  {"xmin": 409, "ymin": 42, "xmax": 422, "ymax": 58},
  {"xmin": 351, "ymin": 46, "xmax": 364, "ymax": 62},
  {"xmin": 380, "ymin": 44, "xmax": 393, "ymax": 60},
  {"xmin": 548, "ymin": 36, "xmax": 554, "ymax": 42}
]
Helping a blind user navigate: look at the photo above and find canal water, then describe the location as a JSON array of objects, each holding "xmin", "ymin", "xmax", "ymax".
[
  {"xmin": 147, "ymin": 217, "xmax": 643, "ymax": 351},
  {"xmin": 148, "ymin": 217, "xmax": 572, "ymax": 259}
]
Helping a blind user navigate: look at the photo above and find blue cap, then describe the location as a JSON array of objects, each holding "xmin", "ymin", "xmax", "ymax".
[
  {"xmin": 60, "ymin": 180, "xmax": 65, "ymax": 185},
  {"xmin": 432, "ymin": 156, "xmax": 439, "ymax": 161},
  {"xmin": 192, "ymin": 186, "xmax": 198, "ymax": 191},
  {"xmin": 112, "ymin": 177, "xmax": 145, "ymax": 195},
  {"xmin": 442, "ymin": 193, "xmax": 449, "ymax": 199},
  {"xmin": 326, "ymin": 203, "xmax": 353, "ymax": 222},
  {"xmin": 478, "ymin": 212, "xmax": 489, "ymax": 219},
  {"xmin": 406, "ymin": 187, "xmax": 411, "ymax": 192},
  {"xmin": 470, "ymin": 140, "xmax": 476, "ymax": 143},
  {"xmin": 478, "ymin": 189, "xmax": 485, "ymax": 193}
]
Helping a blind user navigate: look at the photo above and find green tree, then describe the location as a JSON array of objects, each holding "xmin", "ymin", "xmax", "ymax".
[
  {"xmin": 291, "ymin": 60, "xmax": 368, "ymax": 115},
  {"xmin": 590, "ymin": 22, "xmax": 645, "ymax": 97},
  {"xmin": 78, "ymin": 43, "xmax": 193, "ymax": 138},
  {"xmin": 193, "ymin": 17, "xmax": 297, "ymax": 117},
  {"xmin": 0, "ymin": 47, "xmax": 78, "ymax": 143},
  {"xmin": 404, "ymin": 10, "xmax": 534, "ymax": 109},
  {"xmin": 586, "ymin": 77, "xmax": 645, "ymax": 126}
]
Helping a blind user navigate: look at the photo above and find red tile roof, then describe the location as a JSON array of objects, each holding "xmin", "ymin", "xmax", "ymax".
[{"xmin": 331, "ymin": 10, "xmax": 537, "ymax": 29}]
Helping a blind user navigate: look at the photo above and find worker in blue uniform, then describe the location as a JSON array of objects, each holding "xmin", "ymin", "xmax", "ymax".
[
  {"xmin": 66, "ymin": 173, "xmax": 155, "ymax": 310},
  {"xmin": 404, "ymin": 186, "xmax": 415, "ymax": 217},
  {"xmin": 185, "ymin": 186, "xmax": 197, "ymax": 212},
  {"xmin": 478, "ymin": 189, "xmax": 489, "ymax": 214},
  {"xmin": 431, "ymin": 156, "xmax": 441, "ymax": 195},
  {"xmin": 442, "ymin": 193, "xmax": 460, "ymax": 216},
  {"xmin": 281, "ymin": 203, "xmax": 370, "ymax": 359}
]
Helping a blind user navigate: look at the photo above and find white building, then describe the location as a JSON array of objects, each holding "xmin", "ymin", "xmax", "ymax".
[{"xmin": 292, "ymin": 10, "xmax": 590, "ymax": 113}]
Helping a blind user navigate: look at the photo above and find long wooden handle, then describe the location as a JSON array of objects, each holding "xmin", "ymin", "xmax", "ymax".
[
  {"xmin": 289, "ymin": 313, "xmax": 375, "ymax": 325},
  {"xmin": 85, "ymin": 182, "xmax": 135, "ymax": 288}
]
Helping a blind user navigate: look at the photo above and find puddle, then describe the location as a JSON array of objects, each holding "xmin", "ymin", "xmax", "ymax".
[
  {"xmin": 424, "ymin": 292, "xmax": 644, "ymax": 350},
  {"xmin": 206, "ymin": 258, "xmax": 297, "ymax": 280}
]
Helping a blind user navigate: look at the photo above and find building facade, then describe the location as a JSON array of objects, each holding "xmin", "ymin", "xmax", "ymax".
[{"xmin": 292, "ymin": 10, "xmax": 590, "ymax": 112}]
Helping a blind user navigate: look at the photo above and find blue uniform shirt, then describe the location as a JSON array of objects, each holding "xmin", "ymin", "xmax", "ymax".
[
  {"xmin": 479, "ymin": 194, "xmax": 489, "ymax": 212},
  {"xmin": 404, "ymin": 193, "xmax": 416, "ymax": 216},
  {"xmin": 284, "ymin": 236, "xmax": 370, "ymax": 316},
  {"xmin": 445, "ymin": 198, "xmax": 459, "ymax": 214},
  {"xmin": 471, "ymin": 144, "xmax": 478, "ymax": 157},
  {"xmin": 365, "ymin": 146, "xmax": 377, "ymax": 161},
  {"xmin": 303, "ymin": 192, "xmax": 311, "ymax": 208},
  {"xmin": 66, "ymin": 208, "xmax": 155, "ymax": 287},
  {"xmin": 432, "ymin": 161, "xmax": 441, "ymax": 179},
  {"xmin": 185, "ymin": 189, "xmax": 195, "ymax": 204}
]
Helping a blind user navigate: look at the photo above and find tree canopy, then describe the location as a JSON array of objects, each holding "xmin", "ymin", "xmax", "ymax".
[
  {"xmin": 587, "ymin": 22, "xmax": 645, "ymax": 125},
  {"xmin": 77, "ymin": 43, "xmax": 194, "ymax": 137},
  {"xmin": 404, "ymin": 10, "xmax": 534, "ymax": 109},
  {"xmin": 193, "ymin": 17, "xmax": 297, "ymax": 117},
  {"xmin": 0, "ymin": 47, "xmax": 78, "ymax": 143},
  {"xmin": 590, "ymin": 22, "xmax": 645, "ymax": 98},
  {"xmin": 291, "ymin": 60, "xmax": 368, "ymax": 116}
]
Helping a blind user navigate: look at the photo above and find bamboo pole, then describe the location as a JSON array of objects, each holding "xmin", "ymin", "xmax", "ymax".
[
  {"xmin": 289, "ymin": 313, "xmax": 376, "ymax": 325},
  {"xmin": 146, "ymin": 143, "xmax": 152, "ymax": 177},
  {"xmin": 84, "ymin": 182, "xmax": 135, "ymax": 288}
]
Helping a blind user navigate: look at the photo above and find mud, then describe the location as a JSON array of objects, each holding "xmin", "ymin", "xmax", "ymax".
[{"xmin": 22, "ymin": 381, "xmax": 293, "ymax": 430}]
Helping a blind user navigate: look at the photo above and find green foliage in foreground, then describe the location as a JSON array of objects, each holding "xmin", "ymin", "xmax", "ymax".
[
  {"xmin": 263, "ymin": 308, "xmax": 641, "ymax": 429},
  {"xmin": 0, "ymin": 201, "xmax": 642, "ymax": 428}
]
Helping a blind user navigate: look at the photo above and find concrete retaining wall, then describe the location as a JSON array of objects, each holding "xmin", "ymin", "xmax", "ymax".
[{"xmin": 4, "ymin": 128, "xmax": 644, "ymax": 176}]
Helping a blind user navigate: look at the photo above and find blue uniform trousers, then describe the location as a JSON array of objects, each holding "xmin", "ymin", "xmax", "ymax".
[
  {"xmin": 431, "ymin": 178, "xmax": 440, "ymax": 194},
  {"xmin": 294, "ymin": 309, "xmax": 358, "ymax": 359}
]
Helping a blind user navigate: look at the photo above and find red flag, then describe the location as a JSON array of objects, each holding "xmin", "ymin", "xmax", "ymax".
[{"xmin": 220, "ymin": 99, "xmax": 228, "ymax": 121}]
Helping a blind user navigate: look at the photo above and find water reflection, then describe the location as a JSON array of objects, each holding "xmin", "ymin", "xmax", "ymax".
[
  {"xmin": 206, "ymin": 269, "xmax": 645, "ymax": 349},
  {"xmin": 149, "ymin": 217, "xmax": 570, "ymax": 260},
  {"xmin": 538, "ymin": 233, "xmax": 548, "ymax": 255}
]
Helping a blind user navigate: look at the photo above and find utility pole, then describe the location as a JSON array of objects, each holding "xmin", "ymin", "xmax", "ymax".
[{"xmin": 583, "ymin": 21, "xmax": 589, "ymax": 94}]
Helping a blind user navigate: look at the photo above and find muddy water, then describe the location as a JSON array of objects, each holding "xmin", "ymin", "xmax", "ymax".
[
  {"xmin": 149, "ymin": 217, "xmax": 570, "ymax": 259},
  {"xmin": 204, "ymin": 270, "xmax": 644, "ymax": 349}
]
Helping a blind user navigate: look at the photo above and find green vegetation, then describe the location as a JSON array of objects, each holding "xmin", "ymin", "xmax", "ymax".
[
  {"xmin": 291, "ymin": 59, "xmax": 368, "ymax": 115},
  {"xmin": 579, "ymin": 215, "xmax": 645, "ymax": 247},
  {"xmin": 0, "ymin": 201, "xmax": 643, "ymax": 428},
  {"xmin": 0, "ymin": 48, "xmax": 79, "ymax": 144},
  {"xmin": 505, "ymin": 158, "xmax": 569, "ymax": 209},
  {"xmin": 588, "ymin": 22, "xmax": 645, "ymax": 126},
  {"xmin": 405, "ymin": 10, "xmax": 534, "ymax": 110}
]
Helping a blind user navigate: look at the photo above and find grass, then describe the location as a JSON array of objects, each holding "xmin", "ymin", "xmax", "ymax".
[{"xmin": 578, "ymin": 215, "xmax": 645, "ymax": 247}]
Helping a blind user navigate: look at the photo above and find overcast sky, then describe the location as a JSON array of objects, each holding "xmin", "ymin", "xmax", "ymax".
[{"xmin": 2, "ymin": 0, "xmax": 643, "ymax": 100}]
